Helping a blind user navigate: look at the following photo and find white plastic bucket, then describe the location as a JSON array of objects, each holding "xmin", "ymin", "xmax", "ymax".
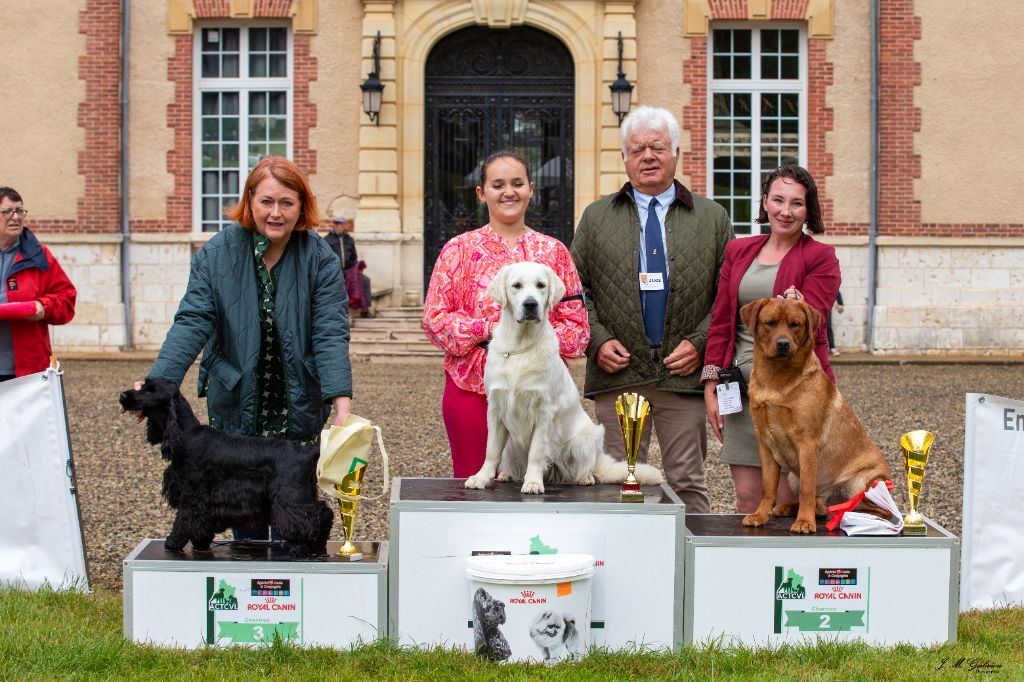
[{"xmin": 466, "ymin": 553, "xmax": 594, "ymax": 663}]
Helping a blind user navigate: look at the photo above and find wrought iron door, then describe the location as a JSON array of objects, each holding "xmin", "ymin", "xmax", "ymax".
[{"xmin": 423, "ymin": 26, "xmax": 575, "ymax": 286}]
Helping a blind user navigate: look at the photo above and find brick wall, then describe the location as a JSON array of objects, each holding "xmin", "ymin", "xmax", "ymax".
[
  {"xmin": 708, "ymin": 1, "xmax": 748, "ymax": 20},
  {"xmin": 680, "ymin": 39, "xmax": 707, "ymax": 193},
  {"xmin": 75, "ymin": 0, "xmax": 121, "ymax": 234},
  {"xmin": 877, "ymin": 0, "xmax": 921, "ymax": 236}
]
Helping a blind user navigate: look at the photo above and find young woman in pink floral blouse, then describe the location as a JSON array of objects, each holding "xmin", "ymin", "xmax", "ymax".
[{"xmin": 423, "ymin": 150, "xmax": 590, "ymax": 477}]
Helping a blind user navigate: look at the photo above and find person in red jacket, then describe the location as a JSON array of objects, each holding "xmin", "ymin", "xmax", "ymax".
[
  {"xmin": 700, "ymin": 166, "xmax": 840, "ymax": 513},
  {"xmin": 0, "ymin": 187, "xmax": 77, "ymax": 380}
]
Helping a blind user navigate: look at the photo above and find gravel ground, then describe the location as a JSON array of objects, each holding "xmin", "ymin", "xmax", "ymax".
[{"xmin": 61, "ymin": 358, "xmax": 1024, "ymax": 592}]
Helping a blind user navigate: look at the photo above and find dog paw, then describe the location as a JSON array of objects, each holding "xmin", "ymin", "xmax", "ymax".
[
  {"xmin": 772, "ymin": 502, "xmax": 799, "ymax": 517},
  {"xmin": 496, "ymin": 471, "xmax": 511, "ymax": 482},
  {"xmin": 163, "ymin": 538, "xmax": 186, "ymax": 552},
  {"xmin": 577, "ymin": 473, "xmax": 596, "ymax": 486},
  {"xmin": 465, "ymin": 475, "xmax": 492, "ymax": 490},
  {"xmin": 521, "ymin": 479, "xmax": 545, "ymax": 495},
  {"xmin": 790, "ymin": 517, "xmax": 817, "ymax": 534},
  {"xmin": 742, "ymin": 513, "xmax": 769, "ymax": 527}
]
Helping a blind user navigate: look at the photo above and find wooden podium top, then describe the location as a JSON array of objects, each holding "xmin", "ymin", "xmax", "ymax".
[
  {"xmin": 685, "ymin": 513, "xmax": 952, "ymax": 539},
  {"xmin": 130, "ymin": 539, "xmax": 384, "ymax": 564},
  {"xmin": 393, "ymin": 477, "xmax": 681, "ymax": 505}
]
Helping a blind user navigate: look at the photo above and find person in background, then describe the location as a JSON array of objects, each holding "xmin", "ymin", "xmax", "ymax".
[
  {"xmin": 423, "ymin": 149, "xmax": 589, "ymax": 477},
  {"xmin": 325, "ymin": 214, "xmax": 374, "ymax": 319},
  {"xmin": 827, "ymin": 289, "xmax": 844, "ymax": 355},
  {"xmin": 701, "ymin": 165, "xmax": 840, "ymax": 513},
  {"xmin": 570, "ymin": 106, "xmax": 733, "ymax": 512},
  {"xmin": 130, "ymin": 156, "xmax": 352, "ymax": 541},
  {"xmin": 0, "ymin": 186, "xmax": 77, "ymax": 381}
]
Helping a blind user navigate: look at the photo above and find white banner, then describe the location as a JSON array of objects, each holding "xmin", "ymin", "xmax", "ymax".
[
  {"xmin": 0, "ymin": 368, "xmax": 89, "ymax": 590},
  {"xmin": 961, "ymin": 393, "xmax": 1024, "ymax": 610}
]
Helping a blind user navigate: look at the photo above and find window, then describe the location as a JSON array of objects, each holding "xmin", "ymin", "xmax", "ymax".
[
  {"xmin": 195, "ymin": 26, "xmax": 291, "ymax": 232},
  {"xmin": 709, "ymin": 25, "xmax": 806, "ymax": 235}
]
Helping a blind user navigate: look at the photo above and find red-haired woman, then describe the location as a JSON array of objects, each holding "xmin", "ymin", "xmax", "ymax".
[{"xmin": 140, "ymin": 156, "xmax": 352, "ymax": 456}]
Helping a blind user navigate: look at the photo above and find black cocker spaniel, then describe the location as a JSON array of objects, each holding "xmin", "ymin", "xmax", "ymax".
[{"xmin": 119, "ymin": 377, "xmax": 333, "ymax": 556}]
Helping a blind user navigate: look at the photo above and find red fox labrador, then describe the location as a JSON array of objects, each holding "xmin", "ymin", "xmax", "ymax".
[{"xmin": 739, "ymin": 297, "xmax": 891, "ymax": 533}]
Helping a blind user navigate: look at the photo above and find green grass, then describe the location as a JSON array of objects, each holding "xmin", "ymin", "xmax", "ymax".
[{"xmin": 2, "ymin": 587, "xmax": 1022, "ymax": 681}]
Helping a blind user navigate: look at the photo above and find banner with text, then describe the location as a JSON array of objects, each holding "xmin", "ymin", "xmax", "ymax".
[{"xmin": 962, "ymin": 393, "xmax": 1024, "ymax": 610}]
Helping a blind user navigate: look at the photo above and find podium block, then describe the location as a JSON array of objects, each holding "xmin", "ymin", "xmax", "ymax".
[
  {"xmin": 123, "ymin": 539, "xmax": 388, "ymax": 648},
  {"xmin": 683, "ymin": 515, "xmax": 959, "ymax": 646},
  {"xmin": 389, "ymin": 477, "xmax": 685, "ymax": 652}
]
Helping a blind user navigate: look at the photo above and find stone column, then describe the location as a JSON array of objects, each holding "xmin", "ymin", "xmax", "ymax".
[
  {"xmin": 358, "ymin": 1, "xmax": 401, "ymax": 233},
  {"xmin": 600, "ymin": 2, "xmax": 637, "ymax": 195}
]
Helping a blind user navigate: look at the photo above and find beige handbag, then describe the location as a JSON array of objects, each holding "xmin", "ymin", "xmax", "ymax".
[{"xmin": 316, "ymin": 414, "xmax": 390, "ymax": 501}]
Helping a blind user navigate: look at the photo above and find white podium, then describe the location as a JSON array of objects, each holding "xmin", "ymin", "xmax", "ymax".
[
  {"xmin": 123, "ymin": 539, "xmax": 387, "ymax": 648},
  {"xmin": 683, "ymin": 515, "xmax": 959, "ymax": 646},
  {"xmin": 388, "ymin": 477, "xmax": 686, "ymax": 652}
]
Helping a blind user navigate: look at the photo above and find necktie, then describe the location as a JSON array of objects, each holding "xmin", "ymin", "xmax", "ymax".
[{"xmin": 642, "ymin": 198, "xmax": 668, "ymax": 346}]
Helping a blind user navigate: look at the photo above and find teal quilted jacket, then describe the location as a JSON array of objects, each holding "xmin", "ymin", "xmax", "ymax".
[
  {"xmin": 570, "ymin": 181, "xmax": 733, "ymax": 398},
  {"xmin": 149, "ymin": 223, "xmax": 351, "ymax": 439}
]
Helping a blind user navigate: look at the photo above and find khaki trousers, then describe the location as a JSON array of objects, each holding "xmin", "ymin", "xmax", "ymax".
[{"xmin": 594, "ymin": 385, "xmax": 710, "ymax": 513}]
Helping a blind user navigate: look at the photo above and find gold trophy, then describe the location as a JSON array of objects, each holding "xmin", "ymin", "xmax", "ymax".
[
  {"xmin": 615, "ymin": 392, "xmax": 651, "ymax": 503},
  {"xmin": 333, "ymin": 457, "xmax": 367, "ymax": 561},
  {"xmin": 900, "ymin": 430, "xmax": 934, "ymax": 536}
]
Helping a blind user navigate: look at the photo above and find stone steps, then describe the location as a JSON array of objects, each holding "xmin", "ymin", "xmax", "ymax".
[{"xmin": 349, "ymin": 306, "xmax": 441, "ymax": 360}]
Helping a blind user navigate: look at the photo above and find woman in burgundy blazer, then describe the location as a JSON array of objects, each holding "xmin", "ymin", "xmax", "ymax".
[{"xmin": 701, "ymin": 166, "xmax": 841, "ymax": 512}]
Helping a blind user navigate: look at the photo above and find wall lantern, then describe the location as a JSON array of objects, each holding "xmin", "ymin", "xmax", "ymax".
[
  {"xmin": 609, "ymin": 31, "xmax": 634, "ymax": 124},
  {"xmin": 360, "ymin": 31, "xmax": 384, "ymax": 126}
]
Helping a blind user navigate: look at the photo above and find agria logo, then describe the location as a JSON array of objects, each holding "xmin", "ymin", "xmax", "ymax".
[
  {"xmin": 775, "ymin": 568, "xmax": 806, "ymax": 600},
  {"xmin": 208, "ymin": 578, "xmax": 239, "ymax": 611}
]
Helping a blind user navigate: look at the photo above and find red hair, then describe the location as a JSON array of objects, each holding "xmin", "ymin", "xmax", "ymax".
[{"xmin": 224, "ymin": 156, "xmax": 321, "ymax": 231}]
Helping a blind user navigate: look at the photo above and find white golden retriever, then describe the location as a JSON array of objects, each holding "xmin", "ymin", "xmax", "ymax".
[{"xmin": 465, "ymin": 262, "xmax": 664, "ymax": 494}]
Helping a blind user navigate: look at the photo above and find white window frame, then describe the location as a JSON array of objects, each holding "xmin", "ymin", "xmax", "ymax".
[
  {"xmin": 192, "ymin": 22, "xmax": 294, "ymax": 232},
  {"xmin": 707, "ymin": 22, "xmax": 808, "ymax": 235}
]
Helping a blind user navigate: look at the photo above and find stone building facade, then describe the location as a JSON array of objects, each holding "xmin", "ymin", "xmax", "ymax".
[{"xmin": 2, "ymin": 0, "xmax": 1021, "ymax": 354}]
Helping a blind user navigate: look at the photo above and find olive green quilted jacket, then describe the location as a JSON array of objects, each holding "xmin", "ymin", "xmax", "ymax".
[{"xmin": 570, "ymin": 181, "xmax": 733, "ymax": 398}]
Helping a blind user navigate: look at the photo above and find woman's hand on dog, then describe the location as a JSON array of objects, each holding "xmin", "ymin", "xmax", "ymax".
[
  {"xmin": 332, "ymin": 396, "xmax": 352, "ymax": 427},
  {"xmin": 119, "ymin": 380, "xmax": 145, "ymax": 423},
  {"xmin": 703, "ymin": 381, "xmax": 724, "ymax": 443},
  {"xmin": 779, "ymin": 285, "xmax": 804, "ymax": 301},
  {"xmin": 597, "ymin": 339, "xmax": 631, "ymax": 374}
]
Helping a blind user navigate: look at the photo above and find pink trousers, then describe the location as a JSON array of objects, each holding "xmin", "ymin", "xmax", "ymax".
[{"xmin": 442, "ymin": 373, "xmax": 489, "ymax": 478}]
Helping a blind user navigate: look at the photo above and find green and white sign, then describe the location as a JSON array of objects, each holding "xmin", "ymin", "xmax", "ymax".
[
  {"xmin": 205, "ymin": 576, "xmax": 304, "ymax": 645},
  {"xmin": 773, "ymin": 565, "xmax": 870, "ymax": 635},
  {"xmin": 124, "ymin": 542, "xmax": 387, "ymax": 650}
]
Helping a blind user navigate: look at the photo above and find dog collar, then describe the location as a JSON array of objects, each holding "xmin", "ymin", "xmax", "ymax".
[{"xmin": 499, "ymin": 340, "xmax": 539, "ymax": 359}]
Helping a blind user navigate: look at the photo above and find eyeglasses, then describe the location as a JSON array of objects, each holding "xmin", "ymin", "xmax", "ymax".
[{"xmin": 1, "ymin": 208, "xmax": 28, "ymax": 219}]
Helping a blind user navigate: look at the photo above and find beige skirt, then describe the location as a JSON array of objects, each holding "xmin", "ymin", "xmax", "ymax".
[{"xmin": 719, "ymin": 396, "xmax": 762, "ymax": 467}]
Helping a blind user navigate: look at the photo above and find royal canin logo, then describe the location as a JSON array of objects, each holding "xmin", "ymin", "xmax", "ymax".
[{"xmin": 509, "ymin": 589, "xmax": 546, "ymax": 605}]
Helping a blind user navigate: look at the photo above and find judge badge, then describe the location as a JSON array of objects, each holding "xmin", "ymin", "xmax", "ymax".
[{"xmin": 639, "ymin": 272, "xmax": 664, "ymax": 290}]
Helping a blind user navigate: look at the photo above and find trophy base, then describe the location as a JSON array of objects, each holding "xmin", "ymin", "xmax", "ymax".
[
  {"xmin": 336, "ymin": 552, "xmax": 364, "ymax": 562},
  {"xmin": 620, "ymin": 487, "xmax": 645, "ymax": 503},
  {"xmin": 337, "ymin": 539, "xmax": 363, "ymax": 561},
  {"xmin": 902, "ymin": 513, "xmax": 926, "ymax": 536}
]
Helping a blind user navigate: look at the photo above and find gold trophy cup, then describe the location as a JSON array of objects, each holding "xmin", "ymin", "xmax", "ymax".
[
  {"xmin": 333, "ymin": 457, "xmax": 367, "ymax": 561},
  {"xmin": 615, "ymin": 392, "xmax": 651, "ymax": 503},
  {"xmin": 900, "ymin": 430, "xmax": 934, "ymax": 536}
]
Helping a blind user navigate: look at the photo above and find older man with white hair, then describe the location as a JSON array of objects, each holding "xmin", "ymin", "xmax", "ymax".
[{"xmin": 570, "ymin": 106, "xmax": 734, "ymax": 511}]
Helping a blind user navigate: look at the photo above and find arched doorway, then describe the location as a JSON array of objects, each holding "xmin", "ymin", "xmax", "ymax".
[{"xmin": 423, "ymin": 25, "xmax": 575, "ymax": 286}]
